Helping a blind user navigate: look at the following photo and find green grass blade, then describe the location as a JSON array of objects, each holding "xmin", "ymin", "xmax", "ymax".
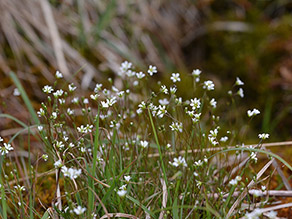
[
  {"xmin": 0, "ymin": 114, "xmax": 28, "ymax": 128},
  {"xmin": 9, "ymin": 72, "xmax": 40, "ymax": 125},
  {"xmin": 87, "ymin": 107, "xmax": 100, "ymax": 218},
  {"xmin": 94, "ymin": 0, "xmax": 116, "ymax": 39},
  {"xmin": 148, "ymin": 109, "xmax": 169, "ymax": 189},
  {"xmin": 40, "ymin": 210, "xmax": 50, "ymax": 219},
  {"xmin": 0, "ymin": 175, "xmax": 7, "ymax": 219},
  {"xmin": 126, "ymin": 195, "xmax": 157, "ymax": 218}
]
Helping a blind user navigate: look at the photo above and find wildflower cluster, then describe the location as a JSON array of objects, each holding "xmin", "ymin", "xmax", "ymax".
[
  {"xmin": 0, "ymin": 137, "xmax": 13, "ymax": 156},
  {"xmin": 3, "ymin": 65, "xmax": 280, "ymax": 218}
]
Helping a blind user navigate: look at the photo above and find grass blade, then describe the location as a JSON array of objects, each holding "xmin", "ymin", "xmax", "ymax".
[{"xmin": 9, "ymin": 72, "xmax": 40, "ymax": 125}]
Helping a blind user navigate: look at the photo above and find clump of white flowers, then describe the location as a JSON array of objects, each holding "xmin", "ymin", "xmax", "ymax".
[
  {"xmin": 258, "ymin": 133, "xmax": 269, "ymax": 140},
  {"xmin": 0, "ymin": 137, "xmax": 13, "ymax": 156},
  {"xmin": 247, "ymin": 108, "xmax": 260, "ymax": 117},
  {"xmin": 5, "ymin": 61, "xmax": 276, "ymax": 218},
  {"xmin": 192, "ymin": 69, "xmax": 201, "ymax": 82},
  {"xmin": 169, "ymin": 156, "xmax": 187, "ymax": 167},
  {"xmin": 140, "ymin": 140, "xmax": 149, "ymax": 148},
  {"xmin": 229, "ymin": 176, "xmax": 242, "ymax": 186},
  {"xmin": 61, "ymin": 166, "xmax": 82, "ymax": 180},
  {"xmin": 117, "ymin": 184, "xmax": 127, "ymax": 197},
  {"xmin": 73, "ymin": 206, "xmax": 86, "ymax": 215}
]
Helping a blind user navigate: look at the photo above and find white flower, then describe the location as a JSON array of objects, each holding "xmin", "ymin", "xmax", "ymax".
[
  {"xmin": 247, "ymin": 108, "xmax": 260, "ymax": 117},
  {"xmin": 53, "ymin": 89, "xmax": 64, "ymax": 98},
  {"xmin": 170, "ymin": 73, "xmax": 181, "ymax": 83},
  {"xmin": 0, "ymin": 137, "xmax": 3, "ymax": 142},
  {"xmin": 42, "ymin": 85, "xmax": 53, "ymax": 94},
  {"xmin": 83, "ymin": 98, "xmax": 89, "ymax": 104},
  {"xmin": 175, "ymin": 97, "xmax": 182, "ymax": 105},
  {"xmin": 101, "ymin": 100, "xmax": 109, "ymax": 108},
  {"xmin": 42, "ymin": 154, "xmax": 48, "ymax": 161},
  {"xmin": 73, "ymin": 206, "xmax": 86, "ymax": 215},
  {"xmin": 110, "ymin": 120, "xmax": 120, "ymax": 129},
  {"xmin": 159, "ymin": 98, "xmax": 169, "ymax": 106},
  {"xmin": 258, "ymin": 133, "xmax": 269, "ymax": 140},
  {"xmin": 237, "ymin": 88, "xmax": 244, "ymax": 98},
  {"xmin": 210, "ymin": 98, "xmax": 217, "ymax": 108},
  {"xmin": 0, "ymin": 143, "xmax": 13, "ymax": 155},
  {"xmin": 51, "ymin": 112, "xmax": 57, "ymax": 120},
  {"xmin": 58, "ymin": 98, "xmax": 65, "ymax": 105},
  {"xmin": 169, "ymin": 156, "xmax": 187, "ymax": 167},
  {"xmin": 190, "ymin": 98, "xmax": 201, "ymax": 110},
  {"xmin": 160, "ymin": 85, "xmax": 168, "ymax": 94},
  {"xmin": 68, "ymin": 83, "xmax": 77, "ymax": 92},
  {"xmin": 192, "ymin": 69, "xmax": 201, "ymax": 76},
  {"xmin": 244, "ymin": 208, "xmax": 262, "ymax": 218},
  {"xmin": 13, "ymin": 88, "xmax": 20, "ymax": 96},
  {"xmin": 61, "ymin": 166, "xmax": 82, "ymax": 180},
  {"xmin": 94, "ymin": 84, "xmax": 102, "ymax": 93},
  {"xmin": 235, "ymin": 176, "xmax": 242, "ymax": 181},
  {"xmin": 55, "ymin": 70, "xmax": 63, "ymax": 79},
  {"xmin": 117, "ymin": 185, "xmax": 127, "ymax": 197},
  {"xmin": 235, "ymin": 77, "xmax": 244, "ymax": 86},
  {"xmin": 14, "ymin": 185, "xmax": 25, "ymax": 191},
  {"xmin": 229, "ymin": 179, "xmax": 238, "ymax": 186},
  {"xmin": 194, "ymin": 160, "xmax": 203, "ymax": 167},
  {"xmin": 170, "ymin": 86, "xmax": 177, "ymax": 94},
  {"xmin": 117, "ymin": 91, "xmax": 125, "ymax": 98},
  {"xmin": 126, "ymin": 70, "xmax": 135, "ymax": 77},
  {"xmin": 117, "ymin": 189, "xmax": 127, "ymax": 197},
  {"xmin": 136, "ymin": 72, "xmax": 145, "ymax": 79},
  {"xmin": 209, "ymin": 128, "xmax": 218, "ymax": 138},
  {"xmin": 138, "ymin": 101, "xmax": 146, "ymax": 109},
  {"xmin": 89, "ymin": 93, "xmax": 98, "ymax": 100},
  {"xmin": 119, "ymin": 61, "xmax": 132, "ymax": 76},
  {"xmin": 121, "ymin": 61, "xmax": 132, "ymax": 71},
  {"xmin": 140, "ymin": 140, "xmax": 149, "ymax": 148},
  {"xmin": 192, "ymin": 69, "xmax": 201, "ymax": 82},
  {"xmin": 229, "ymin": 175, "xmax": 241, "ymax": 186},
  {"xmin": 252, "ymin": 190, "xmax": 262, "ymax": 197},
  {"xmin": 170, "ymin": 122, "xmax": 183, "ymax": 132},
  {"xmin": 109, "ymin": 97, "xmax": 117, "ymax": 105},
  {"xmin": 149, "ymin": 103, "xmax": 158, "ymax": 116},
  {"xmin": 220, "ymin": 136, "xmax": 228, "ymax": 142},
  {"xmin": 77, "ymin": 125, "xmax": 93, "ymax": 134},
  {"xmin": 203, "ymin": 80, "xmax": 215, "ymax": 91},
  {"xmin": 72, "ymin": 97, "xmax": 79, "ymax": 104},
  {"xmin": 261, "ymin": 185, "xmax": 266, "ymax": 191},
  {"xmin": 192, "ymin": 113, "xmax": 201, "ymax": 123},
  {"xmin": 208, "ymin": 137, "xmax": 218, "ymax": 146},
  {"xmin": 157, "ymin": 105, "xmax": 167, "ymax": 118},
  {"xmin": 148, "ymin": 65, "xmax": 157, "ymax": 76},
  {"xmin": 136, "ymin": 108, "xmax": 143, "ymax": 115},
  {"xmin": 265, "ymin": 211, "xmax": 277, "ymax": 219},
  {"xmin": 124, "ymin": 175, "xmax": 131, "ymax": 182},
  {"xmin": 67, "ymin": 108, "xmax": 74, "ymax": 116},
  {"xmin": 166, "ymin": 143, "xmax": 171, "ymax": 149},
  {"xmin": 54, "ymin": 141, "xmax": 64, "ymax": 149},
  {"xmin": 54, "ymin": 160, "xmax": 62, "ymax": 168},
  {"xmin": 250, "ymin": 152, "xmax": 258, "ymax": 163}
]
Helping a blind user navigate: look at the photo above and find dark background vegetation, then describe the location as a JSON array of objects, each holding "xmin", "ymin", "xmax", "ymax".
[{"xmin": 1, "ymin": 0, "xmax": 292, "ymax": 140}]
